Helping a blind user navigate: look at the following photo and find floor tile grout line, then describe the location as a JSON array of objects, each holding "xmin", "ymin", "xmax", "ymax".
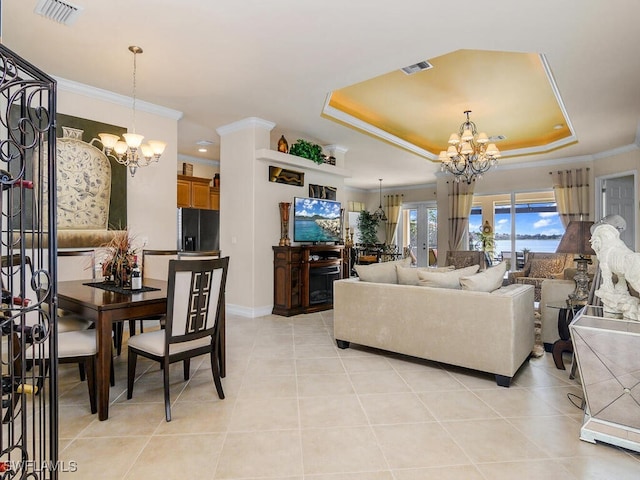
[
  {"xmin": 210, "ymin": 317, "xmax": 260, "ymax": 479},
  {"xmin": 335, "ymin": 340, "xmax": 398, "ymax": 478}
]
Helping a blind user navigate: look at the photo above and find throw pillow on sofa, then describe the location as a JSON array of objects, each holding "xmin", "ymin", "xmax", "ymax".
[
  {"xmin": 417, "ymin": 264, "xmax": 479, "ymax": 289},
  {"xmin": 355, "ymin": 257, "xmax": 411, "ymax": 284},
  {"xmin": 396, "ymin": 265, "xmax": 455, "ymax": 286},
  {"xmin": 460, "ymin": 261, "xmax": 507, "ymax": 292}
]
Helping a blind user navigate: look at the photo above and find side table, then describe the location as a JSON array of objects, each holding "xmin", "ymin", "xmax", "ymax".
[
  {"xmin": 545, "ymin": 301, "xmax": 584, "ymax": 371},
  {"xmin": 570, "ymin": 305, "xmax": 640, "ymax": 453}
]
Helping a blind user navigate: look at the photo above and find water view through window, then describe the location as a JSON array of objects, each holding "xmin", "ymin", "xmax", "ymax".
[{"xmin": 470, "ymin": 202, "xmax": 564, "ymax": 255}]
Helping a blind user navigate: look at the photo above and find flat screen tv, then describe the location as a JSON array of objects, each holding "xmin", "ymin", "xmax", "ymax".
[{"xmin": 293, "ymin": 197, "xmax": 342, "ymax": 244}]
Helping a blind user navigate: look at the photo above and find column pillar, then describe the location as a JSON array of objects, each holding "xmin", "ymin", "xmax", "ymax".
[{"xmin": 216, "ymin": 117, "xmax": 275, "ymax": 316}]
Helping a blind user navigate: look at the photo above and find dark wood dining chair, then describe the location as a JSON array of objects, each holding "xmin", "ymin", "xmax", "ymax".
[{"xmin": 127, "ymin": 257, "xmax": 229, "ymax": 421}]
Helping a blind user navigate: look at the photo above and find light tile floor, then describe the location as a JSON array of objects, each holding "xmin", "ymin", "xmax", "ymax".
[{"xmin": 57, "ymin": 311, "xmax": 640, "ymax": 479}]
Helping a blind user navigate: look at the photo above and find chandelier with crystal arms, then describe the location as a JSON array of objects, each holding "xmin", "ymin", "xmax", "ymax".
[
  {"xmin": 98, "ymin": 46, "xmax": 166, "ymax": 177},
  {"xmin": 438, "ymin": 110, "xmax": 500, "ymax": 184}
]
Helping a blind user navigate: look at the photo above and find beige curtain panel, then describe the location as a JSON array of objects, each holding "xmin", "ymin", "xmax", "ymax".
[
  {"xmin": 551, "ymin": 168, "xmax": 590, "ymax": 228},
  {"xmin": 384, "ymin": 194, "xmax": 403, "ymax": 244},
  {"xmin": 448, "ymin": 181, "xmax": 475, "ymax": 251}
]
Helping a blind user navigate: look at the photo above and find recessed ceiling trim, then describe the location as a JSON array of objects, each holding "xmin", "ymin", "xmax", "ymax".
[
  {"xmin": 322, "ymin": 94, "xmax": 439, "ymax": 160},
  {"xmin": 539, "ymin": 53, "xmax": 577, "ymax": 145},
  {"xmin": 323, "ymin": 53, "xmax": 577, "ymax": 161}
]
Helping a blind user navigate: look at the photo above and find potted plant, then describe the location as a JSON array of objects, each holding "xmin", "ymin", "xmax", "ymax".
[
  {"xmin": 357, "ymin": 210, "xmax": 380, "ymax": 245},
  {"xmin": 288, "ymin": 139, "xmax": 325, "ymax": 165}
]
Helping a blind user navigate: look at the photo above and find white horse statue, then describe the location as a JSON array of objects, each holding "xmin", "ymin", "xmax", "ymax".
[{"xmin": 590, "ymin": 216, "xmax": 640, "ymax": 320}]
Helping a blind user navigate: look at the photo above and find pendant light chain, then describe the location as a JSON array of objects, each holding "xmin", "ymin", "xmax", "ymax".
[
  {"xmin": 97, "ymin": 45, "xmax": 167, "ymax": 177},
  {"xmin": 131, "ymin": 47, "xmax": 137, "ymax": 134}
]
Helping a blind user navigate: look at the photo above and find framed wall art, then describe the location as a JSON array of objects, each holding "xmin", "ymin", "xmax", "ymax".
[
  {"xmin": 309, "ymin": 184, "xmax": 336, "ymax": 200},
  {"xmin": 269, "ymin": 166, "xmax": 304, "ymax": 186}
]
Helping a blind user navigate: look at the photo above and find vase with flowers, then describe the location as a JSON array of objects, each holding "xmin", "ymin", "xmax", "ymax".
[{"xmin": 101, "ymin": 229, "xmax": 138, "ymax": 287}]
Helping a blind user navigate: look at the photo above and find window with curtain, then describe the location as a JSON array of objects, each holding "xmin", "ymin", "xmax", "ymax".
[
  {"xmin": 448, "ymin": 181, "xmax": 475, "ymax": 251},
  {"xmin": 550, "ymin": 168, "xmax": 590, "ymax": 227}
]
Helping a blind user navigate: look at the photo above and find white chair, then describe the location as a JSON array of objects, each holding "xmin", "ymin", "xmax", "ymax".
[
  {"xmin": 127, "ymin": 257, "xmax": 229, "ymax": 421},
  {"xmin": 56, "ymin": 250, "xmax": 95, "ymax": 333},
  {"xmin": 142, "ymin": 249, "xmax": 179, "ymax": 281},
  {"xmin": 136, "ymin": 249, "xmax": 179, "ymax": 333},
  {"xmin": 24, "ymin": 329, "xmax": 100, "ymax": 414},
  {"xmin": 55, "ymin": 250, "xmax": 116, "ymax": 385}
]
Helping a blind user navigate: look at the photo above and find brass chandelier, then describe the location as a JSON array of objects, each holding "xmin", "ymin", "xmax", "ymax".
[
  {"xmin": 438, "ymin": 110, "xmax": 501, "ymax": 184},
  {"xmin": 98, "ymin": 46, "xmax": 166, "ymax": 177}
]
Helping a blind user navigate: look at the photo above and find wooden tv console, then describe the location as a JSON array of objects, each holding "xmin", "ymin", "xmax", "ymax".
[{"xmin": 272, "ymin": 245, "xmax": 349, "ymax": 316}]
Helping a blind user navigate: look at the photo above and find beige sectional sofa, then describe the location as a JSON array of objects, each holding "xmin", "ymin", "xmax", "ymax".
[{"xmin": 333, "ymin": 276, "xmax": 535, "ymax": 386}]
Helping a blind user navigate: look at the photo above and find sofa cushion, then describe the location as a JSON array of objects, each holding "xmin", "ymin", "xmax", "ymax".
[
  {"xmin": 417, "ymin": 264, "xmax": 479, "ymax": 289},
  {"xmin": 396, "ymin": 265, "xmax": 455, "ymax": 286},
  {"xmin": 460, "ymin": 261, "xmax": 507, "ymax": 293},
  {"xmin": 355, "ymin": 257, "xmax": 411, "ymax": 284}
]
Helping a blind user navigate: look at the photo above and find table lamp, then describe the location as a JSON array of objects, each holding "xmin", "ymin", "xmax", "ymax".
[{"xmin": 555, "ymin": 220, "xmax": 595, "ymax": 304}]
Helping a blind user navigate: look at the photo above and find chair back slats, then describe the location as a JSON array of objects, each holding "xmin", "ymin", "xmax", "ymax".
[{"xmin": 165, "ymin": 258, "xmax": 228, "ymax": 347}]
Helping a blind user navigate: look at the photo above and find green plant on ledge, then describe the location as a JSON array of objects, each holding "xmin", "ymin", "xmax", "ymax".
[
  {"xmin": 357, "ymin": 210, "xmax": 380, "ymax": 245},
  {"xmin": 289, "ymin": 139, "xmax": 325, "ymax": 165}
]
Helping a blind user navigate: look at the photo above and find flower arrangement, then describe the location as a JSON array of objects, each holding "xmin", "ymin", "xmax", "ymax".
[{"xmin": 100, "ymin": 229, "xmax": 139, "ymax": 287}]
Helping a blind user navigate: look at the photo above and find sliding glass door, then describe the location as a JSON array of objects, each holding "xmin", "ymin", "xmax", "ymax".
[
  {"xmin": 402, "ymin": 202, "xmax": 437, "ymax": 267},
  {"xmin": 494, "ymin": 193, "xmax": 563, "ymax": 269}
]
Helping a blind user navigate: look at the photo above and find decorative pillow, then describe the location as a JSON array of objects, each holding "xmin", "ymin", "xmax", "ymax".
[
  {"xmin": 396, "ymin": 265, "xmax": 455, "ymax": 286},
  {"xmin": 417, "ymin": 264, "xmax": 479, "ymax": 289},
  {"xmin": 460, "ymin": 261, "xmax": 507, "ymax": 292},
  {"xmin": 355, "ymin": 257, "xmax": 411, "ymax": 284},
  {"xmin": 529, "ymin": 257, "xmax": 566, "ymax": 278}
]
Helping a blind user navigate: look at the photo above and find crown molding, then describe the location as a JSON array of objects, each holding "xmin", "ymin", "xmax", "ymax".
[
  {"xmin": 496, "ymin": 141, "xmax": 640, "ymax": 172},
  {"xmin": 216, "ymin": 117, "xmax": 275, "ymax": 136},
  {"xmin": 592, "ymin": 143, "xmax": 639, "ymax": 161},
  {"xmin": 324, "ymin": 144, "xmax": 349, "ymax": 155},
  {"xmin": 54, "ymin": 76, "xmax": 183, "ymax": 120}
]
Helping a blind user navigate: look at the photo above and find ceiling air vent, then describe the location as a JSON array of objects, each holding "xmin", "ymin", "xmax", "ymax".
[
  {"xmin": 489, "ymin": 135, "xmax": 507, "ymax": 141},
  {"xmin": 401, "ymin": 61, "xmax": 433, "ymax": 75},
  {"xmin": 34, "ymin": 0, "xmax": 84, "ymax": 26}
]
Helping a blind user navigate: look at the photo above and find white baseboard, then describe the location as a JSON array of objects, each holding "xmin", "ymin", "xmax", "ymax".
[{"xmin": 226, "ymin": 303, "xmax": 273, "ymax": 318}]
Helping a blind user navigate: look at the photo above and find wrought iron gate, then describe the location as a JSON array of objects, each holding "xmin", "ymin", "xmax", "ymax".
[{"xmin": 0, "ymin": 43, "xmax": 58, "ymax": 479}]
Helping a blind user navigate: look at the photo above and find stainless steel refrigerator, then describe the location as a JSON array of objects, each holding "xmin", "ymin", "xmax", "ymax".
[{"xmin": 177, "ymin": 208, "xmax": 220, "ymax": 251}]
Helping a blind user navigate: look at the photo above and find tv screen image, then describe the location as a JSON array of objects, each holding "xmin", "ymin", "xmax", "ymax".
[{"xmin": 293, "ymin": 197, "xmax": 342, "ymax": 243}]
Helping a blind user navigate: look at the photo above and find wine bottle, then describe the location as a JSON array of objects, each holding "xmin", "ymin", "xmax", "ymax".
[{"xmin": 131, "ymin": 255, "xmax": 142, "ymax": 290}]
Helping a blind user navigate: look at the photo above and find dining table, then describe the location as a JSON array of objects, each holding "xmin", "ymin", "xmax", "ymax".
[{"xmin": 56, "ymin": 278, "xmax": 227, "ymax": 421}]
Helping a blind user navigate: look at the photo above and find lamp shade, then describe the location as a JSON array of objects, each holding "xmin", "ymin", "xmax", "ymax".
[{"xmin": 556, "ymin": 221, "xmax": 596, "ymax": 256}]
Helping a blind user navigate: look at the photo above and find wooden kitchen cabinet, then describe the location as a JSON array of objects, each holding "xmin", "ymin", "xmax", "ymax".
[
  {"xmin": 177, "ymin": 174, "xmax": 212, "ymax": 209},
  {"xmin": 209, "ymin": 186, "xmax": 220, "ymax": 210}
]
